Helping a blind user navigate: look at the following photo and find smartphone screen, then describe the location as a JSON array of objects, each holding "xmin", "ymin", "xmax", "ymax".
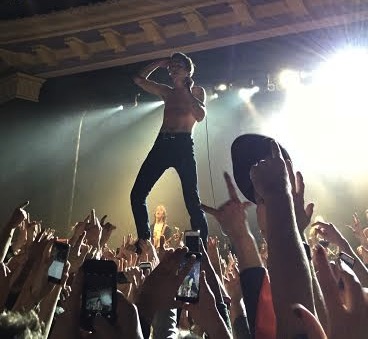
[
  {"xmin": 139, "ymin": 262, "xmax": 152, "ymax": 272},
  {"xmin": 81, "ymin": 260, "xmax": 117, "ymax": 330},
  {"xmin": 48, "ymin": 242, "xmax": 70, "ymax": 284},
  {"xmin": 185, "ymin": 231, "xmax": 200, "ymax": 253},
  {"xmin": 176, "ymin": 253, "xmax": 201, "ymax": 303}
]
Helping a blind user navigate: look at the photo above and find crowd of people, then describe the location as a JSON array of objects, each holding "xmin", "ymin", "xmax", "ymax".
[
  {"xmin": 0, "ymin": 137, "xmax": 368, "ymax": 339},
  {"xmin": 1, "ymin": 50, "xmax": 368, "ymax": 339}
]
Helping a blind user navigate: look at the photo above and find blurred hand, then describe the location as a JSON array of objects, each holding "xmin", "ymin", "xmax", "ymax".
[
  {"xmin": 0, "ymin": 262, "xmax": 11, "ymax": 310},
  {"xmin": 207, "ymin": 236, "xmax": 222, "ymax": 275},
  {"xmin": 250, "ymin": 140, "xmax": 290, "ymax": 200},
  {"xmin": 69, "ymin": 232, "xmax": 90, "ymax": 274},
  {"xmin": 11, "ymin": 221, "xmax": 27, "ymax": 253},
  {"xmin": 84, "ymin": 209, "xmax": 102, "ymax": 250},
  {"xmin": 70, "ymin": 215, "xmax": 89, "ymax": 246},
  {"xmin": 183, "ymin": 271, "xmax": 231, "ymax": 338},
  {"xmin": 312, "ymin": 221, "xmax": 346, "ymax": 247},
  {"xmin": 224, "ymin": 267, "xmax": 242, "ymax": 303},
  {"xmin": 158, "ymin": 58, "xmax": 171, "ymax": 68},
  {"xmin": 138, "ymin": 239, "xmax": 159, "ymax": 268},
  {"xmin": 137, "ymin": 248, "xmax": 195, "ymax": 322},
  {"xmin": 357, "ymin": 246, "xmax": 368, "ymax": 264},
  {"xmin": 201, "ymin": 172, "xmax": 252, "ymax": 238},
  {"xmin": 168, "ymin": 229, "xmax": 184, "ymax": 249},
  {"xmin": 117, "ymin": 234, "xmax": 136, "ymax": 260},
  {"xmin": 313, "ymin": 244, "xmax": 368, "ymax": 339},
  {"xmin": 291, "ymin": 303, "xmax": 327, "ymax": 339},
  {"xmin": 285, "ymin": 161, "xmax": 314, "ymax": 234},
  {"xmin": 346, "ymin": 213, "xmax": 367, "ymax": 245},
  {"xmin": 99, "ymin": 215, "xmax": 117, "ymax": 248},
  {"xmin": 7, "ymin": 201, "xmax": 29, "ymax": 228}
]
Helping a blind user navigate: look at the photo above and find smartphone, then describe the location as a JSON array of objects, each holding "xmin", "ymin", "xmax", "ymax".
[
  {"xmin": 81, "ymin": 260, "xmax": 117, "ymax": 331},
  {"xmin": 139, "ymin": 262, "xmax": 152, "ymax": 272},
  {"xmin": 339, "ymin": 252, "xmax": 355, "ymax": 269},
  {"xmin": 48, "ymin": 241, "xmax": 70, "ymax": 284},
  {"xmin": 176, "ymin": 252, "xmax": 201, "ymax": 303},
  {"xmin": 185, "ymin": 230, "xmax": 200, "ymax": 253}
]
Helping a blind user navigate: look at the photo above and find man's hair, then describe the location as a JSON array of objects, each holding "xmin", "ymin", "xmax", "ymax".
[
  {"xmin": 0, "ymin": 310, "xmax": 44, "ymax": 339},
  {"xmin": 154, "ymin": 204, "xmax": 167, "ymax": 224},
  {"xmin": 171, "ymin": 52, "xmax": 194, "ymax": 76}
]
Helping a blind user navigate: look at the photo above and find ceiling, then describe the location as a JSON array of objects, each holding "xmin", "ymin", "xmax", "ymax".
[{"xmin": 1, "ymin": 0, "xmax": 368, "ymax": 79}]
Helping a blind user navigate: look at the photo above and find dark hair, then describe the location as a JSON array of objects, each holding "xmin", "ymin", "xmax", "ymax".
[
  {"xmin": 0, "ymin": 310, "xmax": 44, "ymax": 338},
  {"xmin": 171, "ymin": 52, "xmax": 194, "ymax": 76}
]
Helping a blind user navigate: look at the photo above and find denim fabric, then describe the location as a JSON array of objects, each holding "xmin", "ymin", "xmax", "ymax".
[{"xmin": 131, "ymin": 133, "xmax": 208, "ymax": 243}]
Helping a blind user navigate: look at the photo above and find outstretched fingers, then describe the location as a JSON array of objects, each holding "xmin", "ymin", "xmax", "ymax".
[
  {"xmin": 224, "ymin": 172, "xmax": 239, "ymax": 202},
  {"xmin": 292, "ymin": 304, "xmax": 327, "ymax": 339}
]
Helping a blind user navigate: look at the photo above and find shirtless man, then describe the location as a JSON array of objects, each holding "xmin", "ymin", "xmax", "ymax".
[{"xmin": 131, "ymin": 52, "xmax": 208, "ymax": 245}]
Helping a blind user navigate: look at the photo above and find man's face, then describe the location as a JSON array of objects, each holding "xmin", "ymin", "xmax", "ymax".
[{"xmin": 168, "ymin": 59, "xmax": 189, "ymax": 79}]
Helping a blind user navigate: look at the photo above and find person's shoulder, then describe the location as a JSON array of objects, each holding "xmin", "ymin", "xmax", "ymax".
[
  {"xmin": 192, "ymin": 85, "xmax": 206, "ymax": 97},
  {"xmin": 192, "ymin": 85, "xmax": 205, "ymax": 92}
]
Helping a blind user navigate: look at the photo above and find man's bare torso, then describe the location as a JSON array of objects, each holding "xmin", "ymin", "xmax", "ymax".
[{"xmin": 160, "ymin": 87, "xmax": 200, "ymax": 133}]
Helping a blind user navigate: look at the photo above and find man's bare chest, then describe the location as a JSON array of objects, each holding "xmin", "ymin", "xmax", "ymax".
[{"xmin": 165, "ymin": 91, "xmax": 193, "ymax": 114}]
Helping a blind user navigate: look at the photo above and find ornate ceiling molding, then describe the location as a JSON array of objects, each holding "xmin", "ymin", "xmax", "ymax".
[{"xmin": 0, "ymin": 0, "xmax": 366, "ymax": 80}]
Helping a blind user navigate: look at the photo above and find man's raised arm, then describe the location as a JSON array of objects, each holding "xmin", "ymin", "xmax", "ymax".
[
  {"xmin": 133, "ymin": 59, "xmax": 171, "ymax": 97},
  {"xmin": 189, "ymin": 85, "xmax": 207, "ymax": 122}
]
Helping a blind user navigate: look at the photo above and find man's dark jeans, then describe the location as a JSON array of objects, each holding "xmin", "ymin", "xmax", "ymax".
[{"xmin": 130, "ymin": 132, "xmax": 208, "ymax": 243}]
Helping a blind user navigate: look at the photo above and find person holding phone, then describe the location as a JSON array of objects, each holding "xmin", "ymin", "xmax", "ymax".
[{"xmin": 131, "ymin": 52, "xmax": 208, "ymax": 247}]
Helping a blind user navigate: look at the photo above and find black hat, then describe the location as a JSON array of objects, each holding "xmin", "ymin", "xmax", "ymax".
[{"xmin": 231, "ymin": 133, "xmax": 291, "ymax": 204}]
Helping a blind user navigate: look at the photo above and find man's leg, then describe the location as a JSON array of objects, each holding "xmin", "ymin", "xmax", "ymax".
[
  {"xmin": 175, "ymin": 140, "xmax": 208, "ymax": 245},
  {"xmin": 130, "ymin": 141, "xmax": 168, "ymax": 240}
]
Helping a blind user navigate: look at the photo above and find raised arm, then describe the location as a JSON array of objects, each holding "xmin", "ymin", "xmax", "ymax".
[
  {"xmin": 250, "ymin": 141, "xmax": 315, "ymax": 338},
  {"xmin": 133, "ymin": 59, "xmax": 171, "ymax": 97},
  {"xmin": 190, "ymin": 85, "xmax": 207, "ymax": 122}
]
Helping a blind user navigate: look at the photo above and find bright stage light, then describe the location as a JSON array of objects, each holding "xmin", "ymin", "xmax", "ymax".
[
  {"xmin": 209, "ymin": 92, "xmax": 219, "ymax": 100},
  {"xmin": 238, "ymin": 86, "xmax": 260, "ymax": 103},
  {"xmin": 215, "ymin": 83, "xmax": 227, "ymax": 91},
  {"xmin": 261, "ymin": 48, "xmax": 368, "ymax": 176},
  {"xmin": 279, "ymin": 69, "xmax": 300, "ymax": 89}
]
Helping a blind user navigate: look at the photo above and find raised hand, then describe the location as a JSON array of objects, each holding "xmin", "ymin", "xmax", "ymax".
[
  {"xmin": 84, "ymin": 209, "xmax": 102, "ymax": 250},
  {"xmin": 0, "ymin": 262, "xmax": 11, "ymax": 310},
  {"xmin": 250, "ymin": 140, "xmax": 290, "ymax": 200},
  {"xmin": 99, "ymin": 215, "xmax": 117, "ymax": 248},
  {"xmin": 69, "ymin": 215, "xmax": 89, "ymax": 246},
  {"xmin": 69, "ymin": 232, "xmax": 90, "ymax": 274},
  {"xmin": 11, "ymin": 221, "xmax": 28, "ymax": 254},
  {"xmin": 285, "ymin": 160, "xmax": 314, "ymax": 234},
  {"xmin": 117, "ymin": 234, "xmax": 136, "ymax": 260},
  {"xmin": 136, "ymin": 248, "xmax": 195, "ymax": 324},
  {"xmin": 182, "ymin": 271, "xmax": 231, "ymax": 339},
  {"xmin": 291, "ymin": 303, "xmax": 327, "ymax": 339},
  {"xmin": 311, "ymin": 221, "xmax": 346, "ymax": 247},
  {"xmin": 346, "ymin": 213, "xmax": 368, "ymax": 246},
  {"xmin": 356, "ymin": 245, "xmax": 368, "ymax": 264},
  {"xmin": 158, "ymin": 58, "xmax": 171, "ymax": 68},
  {"xmin": 138, "ymin": 239, "xmax": 159, "ymax": 268},
  {"xmin": 13, "ymin": 237, "xmax": 56, "ymax": 311},
  {"xmin": 7, "ymin": 201, "xmax": 29, "ymax": 228},
  {"xmin": 201, "ymin": 172, "xmax": 252, "ymax": 238},
  {"xmin": 224, "ymin": 267, "xmax": 242, "ymax": 303},
  {"xmin": 313, "ymin": 244, "xmax": 368, "ymax": 339}
]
